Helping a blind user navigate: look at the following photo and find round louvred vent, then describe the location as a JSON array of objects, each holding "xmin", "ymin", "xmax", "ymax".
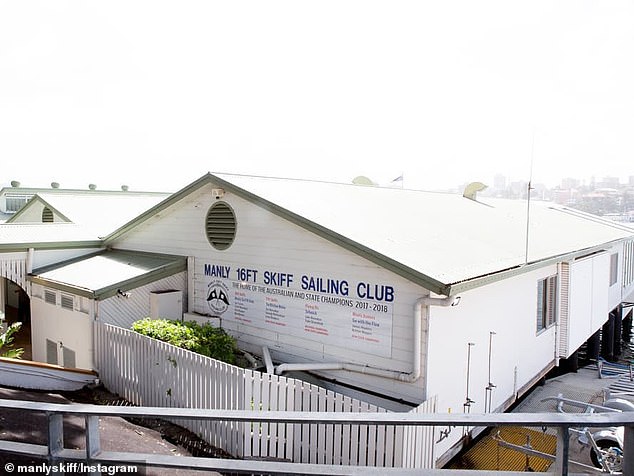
[{"xmin": 205, "ymin": 202, "xmax": 236, "ymax": 250}]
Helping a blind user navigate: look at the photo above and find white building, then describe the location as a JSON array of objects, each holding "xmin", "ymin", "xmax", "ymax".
[{"xmin": 1, "ymin": 173, "xmax": 634, "ymax": 465}]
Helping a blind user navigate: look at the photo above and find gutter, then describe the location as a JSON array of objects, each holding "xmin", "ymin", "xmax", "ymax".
[{"xmin": 272, "ymin": 294, "xmax": 461, "ymax": 383}]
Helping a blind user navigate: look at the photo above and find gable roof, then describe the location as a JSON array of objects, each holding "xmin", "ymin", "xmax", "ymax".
[
  {"xmin": 7, "ymin": 190, "xmax": 170, "ymax": 237},
  {"xmin": 104, "ymin": 173, "xmax": 634, "ymax": 296}
]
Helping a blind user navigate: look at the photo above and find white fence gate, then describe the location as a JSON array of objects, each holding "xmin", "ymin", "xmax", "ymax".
[{"xmin": 94, "ymin": 322, "xmax": 437, "ymax": 468}]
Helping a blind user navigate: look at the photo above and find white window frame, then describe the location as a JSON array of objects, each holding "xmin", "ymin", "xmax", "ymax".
[
  {"xmin": 537, "ymin": 275, "xmax": 557, "ymax": 334},
  {"xmin": 609, "ymin": 253, "xmax": 619, "ymax": 287}
]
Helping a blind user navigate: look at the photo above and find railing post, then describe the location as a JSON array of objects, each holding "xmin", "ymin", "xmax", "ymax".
[
  {"xmin": 47, "ymin": 412, "xmax": 64, "ymax": 467},
  {"xmin": 553, "ymin": 425, "xmax": 569, "ymax": 475},
  {"xmin": 623, "ymin": 423, "xmax": 634, "ymax": 476},
  {"xmin": 86, "ymin": 415, "xmax": 101, "ymax": 476}
]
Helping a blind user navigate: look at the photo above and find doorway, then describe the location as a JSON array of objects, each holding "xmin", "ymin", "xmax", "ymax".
[{"xmin": 1, "ymin": 278, "xmax": 32, "ymax": 359}]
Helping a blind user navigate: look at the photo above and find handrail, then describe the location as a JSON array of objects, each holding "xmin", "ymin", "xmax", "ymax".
[{"xmin": 0, "ymin": 398, "xmax": 633, "ymax": 475}]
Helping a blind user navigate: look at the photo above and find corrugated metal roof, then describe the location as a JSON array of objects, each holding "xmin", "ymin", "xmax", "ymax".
[
  {"xmin": 31, "ymin": 250, "xmax": 186, "ymax": 299},
  {"xmin": 0, "ymin": 223, "xmax": 102, "ymax": 248},
  {"xmin": 211, "ymin": 174, "xmax": 633, "ymax": 288},
  {"xmin": 11, "ymin": 192, "xmax": 169, "ymax": 237}
]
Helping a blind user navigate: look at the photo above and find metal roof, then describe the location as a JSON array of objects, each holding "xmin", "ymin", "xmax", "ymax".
[
  {"xmin": 8, "ymin": 191, "xmax": 170, "ymax": 237},
  {"xmin": 0, "ymin": 223, "xmax": 103, "ymax": 251},
  {"xmin": 104, "ymin": 173, "xmax": 634, "ymax": 296},
  {"xmin": 30, "ymin": 250, "xmax": 187, "ymax": 299},
  {"xmin": 215, "ymin": 174, "xmax": 633, "ymax": 289}
]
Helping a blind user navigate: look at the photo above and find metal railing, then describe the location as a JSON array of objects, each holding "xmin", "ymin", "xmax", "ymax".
[{"xmin": 0, "ymin": 398, "xmax": 633, "ymax": 475}]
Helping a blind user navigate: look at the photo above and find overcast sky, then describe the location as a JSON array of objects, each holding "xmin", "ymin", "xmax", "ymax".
[{"xmin": 1, "ymin": 1, "xmax": 633, "ymax": 193}]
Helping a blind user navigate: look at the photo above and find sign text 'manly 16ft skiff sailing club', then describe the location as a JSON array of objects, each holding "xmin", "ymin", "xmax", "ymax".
[{"xmin": 204, "ymin": 263, "xmax": 394, "ymax": 357}]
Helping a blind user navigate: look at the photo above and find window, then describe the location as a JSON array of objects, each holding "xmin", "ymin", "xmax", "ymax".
[
  {"xmin": 5, "ymin": 194, "xmax": 29, "ymax": 213},
  {"xmin": 609, "ymin": 253, "xmax": 619, "ymax": 286},
  {"xmin": 537, "ymin": 275, "xmax": 557, "ymax": 333},
  {"xmin": 42, "ymin": 207, "xmax": 54, "ymax": 223},
  {"xmin": 205, "ymin": 202, "xmax": 236, "ymax": 250}
]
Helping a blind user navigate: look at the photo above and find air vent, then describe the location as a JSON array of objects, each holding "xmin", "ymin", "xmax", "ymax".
[
  {"xmin": 42, "ymin": 207, "xmax": 54, "ymax": 223},
  {"xmin": 44, "ymin": 290, "xmax": 57, "ymax": 305},
  {"xmin": 205, "ymin": 202, "xmax": 236, "ymax": 250},
  {"xmin": 61, "ymin": 294, "xmax": 74, "ymax": 310}
]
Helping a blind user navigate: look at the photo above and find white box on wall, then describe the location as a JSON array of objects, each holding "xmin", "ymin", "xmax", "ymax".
[{"xmin": 149, "ymin": 290, "xmax": 183, "ymax": 320}]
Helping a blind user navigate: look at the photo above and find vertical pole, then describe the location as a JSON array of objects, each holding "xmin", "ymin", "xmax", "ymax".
[
  {"xmin": 601, "ymin": 312, "xmax": 615, "ymax": 361},
  {"xmin": 464, "ymin": 343, "xmax": 475, "ymax": 412},
  {"xmin": 553, "ymin": 426, "xmax": 569, "ymax": 476},
  {"xmin": 485, "ymin": 332, "xmax": 496, "ymax": 413},
  {"xmin": 613, "ymin": 306, "xmax": 623, "ymax": 357},
  {"xmin": 86, "ymin": 415, "xmax": 101, "ymax": 476},
  {"xmin": 585, "ymin": 329, "xmax": 601, "ymax": 365},
  {"xmin": 623, "ymin": 424, "xmax": 634, "ymax": 476},
  {"xmin": 47, "ymin": 413, "xmax": 64, "ymax": 463}
]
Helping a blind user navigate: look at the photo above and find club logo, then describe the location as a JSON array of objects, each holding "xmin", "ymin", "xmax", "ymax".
[{"xmin": 207, "ymin": 280, "xmax": 230, "ymax": 315}]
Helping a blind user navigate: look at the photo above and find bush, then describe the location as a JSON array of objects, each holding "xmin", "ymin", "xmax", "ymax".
[{"xmin": 132, "ymin": 318, "xmax": 237, "ymax": 364}]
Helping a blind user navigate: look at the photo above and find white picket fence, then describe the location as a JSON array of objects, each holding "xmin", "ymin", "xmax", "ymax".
[{"xmin": 93, "ymin": 322, "xmax": 437, "ymax": 468}]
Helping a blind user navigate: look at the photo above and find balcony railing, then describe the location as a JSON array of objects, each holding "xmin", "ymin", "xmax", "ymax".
[{"xmin": 0, "ymin": 397, "xmax": 633, "ymax": 475}]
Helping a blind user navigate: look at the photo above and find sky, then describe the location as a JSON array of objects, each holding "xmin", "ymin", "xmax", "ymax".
[{"xmin": 1, "ymin": 1, "xmax": 633, "ymax": 193}]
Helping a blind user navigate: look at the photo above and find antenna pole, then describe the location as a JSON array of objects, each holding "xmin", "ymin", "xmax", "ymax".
[{"xmin": 525, "ymin": 131, "xmax": 535, "ymax": 265}]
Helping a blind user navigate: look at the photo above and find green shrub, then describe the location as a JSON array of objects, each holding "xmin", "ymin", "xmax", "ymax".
[
  {"xmin": 0, "ymin": 322, "xmax": 24, "ymax": 359},
  {"xmin": 132, "ymin": 318, "xmax": 237, "ymax": 364}
]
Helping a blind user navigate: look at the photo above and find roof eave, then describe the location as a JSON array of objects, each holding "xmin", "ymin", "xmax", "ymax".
[
  {"xmin": 447, "ymin": 241, "xmax": 623, "ymax": 295},
  {"xmin": 207, "ymin": 175, "xmax": 453, "ymax": 295},
  {"xmin": 30, "ymin": 255, "xmax": 187, "ymax": 301},
  {"xmin": 28, "ymin": 276, "xmax": 96, "ymax": 299},
  {"xmin": 0, "ymin": 241, "xmax": 104, "ymax": 252},
  {"xmin": 103, "ymin": 174, "xmax": 213, "ymax": 244},
  {"xmin": 101, "ymin": 173, "xmax": 633, "ymax": 297},
  {"xmin": 94, "ymin": 257, "xmax": 187, "ymax": 300}
]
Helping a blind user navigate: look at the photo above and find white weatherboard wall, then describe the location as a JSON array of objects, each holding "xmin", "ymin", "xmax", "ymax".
[
  {"xmin": 426, "ymin": 265, "xmax": 558, "ymax": 460},
  {"xmin": 567, "ymin": 253, "xmax": 610, "ymax": 355},
  {"xmin": 112, "ymin": 183, "xmax": 431, "ymax": 404},
  {"xmin": 98, "ymin": 272, "xmax": 187, "ymax": 329},
  {"xmin": 30, "ymin": 284, "xmax": 93, "ymax": 369}
]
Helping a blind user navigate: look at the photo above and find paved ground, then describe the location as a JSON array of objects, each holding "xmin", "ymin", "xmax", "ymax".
[
  {"xmin": 0, "ymin": 386, "xmax": 224, "ymax": 475},
  {"xmin": 511, "ymin": 366, "xmax": 626, "ymax": 473}
]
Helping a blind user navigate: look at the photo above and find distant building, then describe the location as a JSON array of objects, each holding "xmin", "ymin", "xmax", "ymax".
[{"xmin": 600, "ymin": 176, "xmax": 621, "ymax": 189}]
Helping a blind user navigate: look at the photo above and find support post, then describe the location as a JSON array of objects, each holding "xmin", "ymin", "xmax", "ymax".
[
  {"xmin": 86, "ymin": 415, "xmax": 101, "ymax": 476},
  {"xmin": 624, "ymin": 424, "xmax": 634, "ymax": 476},
  {"xmin": 553, "ymin": 426, "xmax": 569, "ymax": 476},
  {"xmin": 47, "ymin": 413, "xmax": 64, "ymax": 463},
  {"xmin": 585, "ymin": 329, "xmax": 601, "ymax": 365},
  {"xmin": 613, "ymin": 307, "xmax": 623, "ymax": 357},
  {"xmin": 601, "ymin": 313, "xmax": 615, "ymax": 361}
]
